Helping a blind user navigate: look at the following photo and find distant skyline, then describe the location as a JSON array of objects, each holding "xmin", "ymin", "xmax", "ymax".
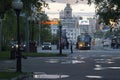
[{"xmin": 43, "ymin": 0, "xmax": 95, "ymax": 19}]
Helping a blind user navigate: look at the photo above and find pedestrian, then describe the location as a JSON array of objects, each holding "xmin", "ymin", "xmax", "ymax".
[
  {"xmin": 56, "ymin": 42, "xmax": 59, "ymax": 49},
  {"xmin": 66, "ymin": 41, "xmax": 69, "ymax": 49},
  {"xmin": 70, "ymin": 41, "xmax": 73, "ymax": 53},
  {"xmin": 92, "ymin": 39, "xmax": 95, "ymax": 46}
]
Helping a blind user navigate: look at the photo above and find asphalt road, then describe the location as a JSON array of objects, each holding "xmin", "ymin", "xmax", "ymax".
[
  {"xmin": 1, "ymin": 39, "xmax": 120, "ymax": 80},
  {"xmin": 21, "ymin": 55, "xmax": 120, "ymax": 80},
  {"xmin": 1, "ymin": 48, "xmax": 120, "ymax": 80}
]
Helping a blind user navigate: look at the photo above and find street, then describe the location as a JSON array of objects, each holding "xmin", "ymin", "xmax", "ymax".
[
  {"xmin": 21, "ymin": 39, "xmax": 120, "ymax": 80},
  {"xmin": 1, "ymin": 39, "xmax": 120, "ymax": 80},
  {"xmin": 1, "ymin": 0, "xmax": 120, "ymax": 80},
  {"xmin": 21, "ymin": 54, "xmax": 120, "ymax": 80},
  {"xmin": 23, "ymin": 48, "xmax": 120, "ymax": 80}
]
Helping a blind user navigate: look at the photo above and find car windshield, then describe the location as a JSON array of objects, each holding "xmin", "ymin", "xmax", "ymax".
[
  {"xmin": 43, "ymin": 42, "xmax": 51, "ymax": 45},
  {"xmin": 79, "ymin": 34, "xmax": 91, "ymax": 42}
]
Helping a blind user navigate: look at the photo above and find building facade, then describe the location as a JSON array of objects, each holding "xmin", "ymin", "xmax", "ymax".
[
  {"xmin": 51, "ymin": 3, "xmax": 96, "ymax": 44},
  {"xmin": 60, "ymin": 3, "xmax": 79, "ymax": 43}
]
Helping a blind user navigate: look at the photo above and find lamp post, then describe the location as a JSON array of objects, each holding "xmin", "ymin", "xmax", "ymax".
[
  {"xmin": 0, "ymin": 18, "xmax": 2, "ymax": 51},
  {"xmin": 31, "ymin": 20, "xmax": 35, "ymax": 41},
  {"xmin": 59, "ymin": 22, "xmax": 62, "ymax": 55},
  {"xmin": 25, "ymin": 0, "xmax": 30, "ymax": 52},
  {"xmin": 36, "ymin": 13, "xmax": 43, "ymax": 46},
  {"xmin": 36, "ymin": 17, "xmax": 41, "ymax": 46},
  {"xmin": 12, "ymin": 0, "xmax": 23, "ymax": 72},
  {"xmin": 38, "ymin": 19, "xmax": 41, "ymax": 46}
]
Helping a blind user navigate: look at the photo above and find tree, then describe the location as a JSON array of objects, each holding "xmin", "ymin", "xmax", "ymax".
[
  {"xmin": 0, "ymin": 0, "xmax": 13, "ymax": 51},
  {"xmin": 88, "ymin": 0, "xmax": 120, "ymax": 25},
  {"xmin": 40, "ymin": 28, "xmax": 52, "ymax": 43},
  {"xmin": 94, "ymin": 30, "xmax": 103, "ymax": 38},
  {"xmin": 0, "ymin": 0, "xmax": 48, "ymax": 51}
]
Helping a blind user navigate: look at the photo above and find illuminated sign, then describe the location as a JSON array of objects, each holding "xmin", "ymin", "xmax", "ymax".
[
  {"xmin": 79, "ymin": 20, "xmax": 89, "ymax": 25},
  {"xmin": 40, "ymin": 21, "xmax": 58, "ymax": 25}
]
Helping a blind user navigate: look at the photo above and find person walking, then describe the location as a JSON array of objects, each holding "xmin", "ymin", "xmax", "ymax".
[
  {"xmin": 70, "ymin": 41, "xmax": 73, "ymax": 53},
  {"xmin": 66, "ymin": 41, "xmax": 69, "ymax": 49}
]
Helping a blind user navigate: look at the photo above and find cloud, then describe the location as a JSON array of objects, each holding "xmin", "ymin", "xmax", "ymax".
[{"xmin": 43, "ymin": 0, "xmax": 95, "ymax": 18}]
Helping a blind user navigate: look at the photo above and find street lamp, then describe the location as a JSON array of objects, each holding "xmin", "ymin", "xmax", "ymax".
[
  {"xmin": 36, "ymin": 16, "xmax": 41, "ymax": 46},
  {"xmin": 0, "ymin": 17, "xmax": 2, "ymax": 51},
  {"xmin": 59, "ymin": 21, "xmax": 62, "ymax": 55},
  {"xmin": 31, "ymin": 17, "xmax": 35, "ymax": 41},
  {"xmin": 12, "ymin": 0, "xmax": 23, "ymax": 72}
]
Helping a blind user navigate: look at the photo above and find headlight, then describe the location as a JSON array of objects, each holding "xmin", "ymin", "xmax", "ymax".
[
  {"xmin": 87, "ymin": 44, "xmax": 90, "ymax": 46},
  {"xmin": 79, "ymin": 44, "xmax": 83, "ymax": 47},
  {"xmin": 42, "ymin": 46, "xmax": 44, "ymax": 48},
  {"xmin": 12, "ymin": 46, "xmax": 14, "ymax": 48},
  {"xmin": 49, "ymin": 46, "xmax": 51, "ymax": 47},
  {"xmin": 23, "ymin": 45, "xmax": 26, "ymax": 47},
  {"xmin": 16, "ymin": 45, "xmax": 18, "ymax": 48}
]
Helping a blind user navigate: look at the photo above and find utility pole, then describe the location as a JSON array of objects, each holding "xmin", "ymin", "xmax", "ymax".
[
  {"xmin": 0, "ymin": 13, "xmax": 4, "ymax": 51},
  {"xmin": 25, "ymin": 0, "xmax": 30, "ymax": 52},
  {"xmin": 59, "ymin": 21, "xmax": 62, "ymax": 55},
  {"xmin": 0, "ymin": 18, "xmax": 2, "ymax": 51}
]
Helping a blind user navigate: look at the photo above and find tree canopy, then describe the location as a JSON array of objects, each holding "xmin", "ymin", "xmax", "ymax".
[
  {"xmin": 0, "ymin": 0, "xmax": 50, "ymax": 49},
  {"xmin": 1, "ymin": 0, "xmax": 120, "ymax": 50},
  {"xmin": 1, "ymin": 0, "xmax": 119, "ymax": 25},
  {"xmin": 0, "ymin": 0, "xmax": 49, "ymax": 17},
  {"xmin": 88, "ymin": 0, "xmax": 120, "ymax": 25}
]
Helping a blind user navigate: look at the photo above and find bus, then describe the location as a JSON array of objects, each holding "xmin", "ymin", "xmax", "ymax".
[{"xmin": 76, "ymin": 33, "xmax": 91, "ymax": 50}]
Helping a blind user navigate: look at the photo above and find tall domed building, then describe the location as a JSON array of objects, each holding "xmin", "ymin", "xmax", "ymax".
[{"xmin": 59, "ymin": 2, "xmax": 79, "ymax": 43}]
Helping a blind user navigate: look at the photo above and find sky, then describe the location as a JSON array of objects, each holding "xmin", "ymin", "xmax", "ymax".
[{"xmin": 42, "ymin": 0, "xmax": 95, "ymax": 19}]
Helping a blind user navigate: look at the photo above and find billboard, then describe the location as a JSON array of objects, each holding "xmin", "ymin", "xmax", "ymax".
[{"xmin": 79, "ymin": 20, "xmax": 89, "ymax": 25}]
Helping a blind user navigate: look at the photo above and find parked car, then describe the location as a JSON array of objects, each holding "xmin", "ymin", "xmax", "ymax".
[{"xmin": 42, "ymin": 42, "xmax": 52, "ymax": 50}]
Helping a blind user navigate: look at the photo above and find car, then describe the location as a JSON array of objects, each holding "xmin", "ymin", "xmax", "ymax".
[
  {"xmin": 102, "ymin": 39, "xmax": 111, "ymax": 47},
  {"xmin": 42, "ymin": 42, "xmax": 52, "ymax": 50},
  {"xmin": 9, "ymin": 41, "xmax": 27, "ymax": 52}
]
